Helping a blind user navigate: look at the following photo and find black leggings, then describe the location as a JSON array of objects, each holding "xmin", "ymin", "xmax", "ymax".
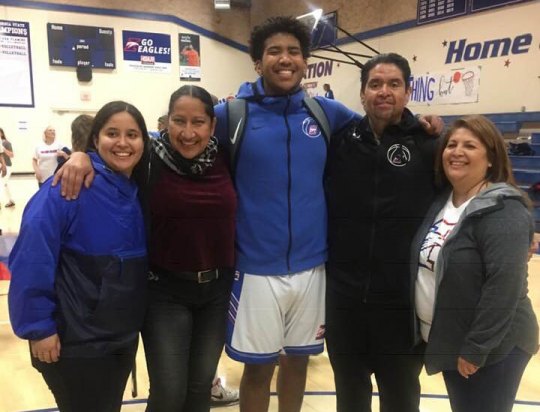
[{"xmin": 32, "ymin": 351, "xmax": 135, "ymax": 412}]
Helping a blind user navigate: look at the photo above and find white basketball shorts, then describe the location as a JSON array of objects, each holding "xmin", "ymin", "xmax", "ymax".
[{"xmin": 225, "ymin": 264, "xmax": 326, "ymax": 364}]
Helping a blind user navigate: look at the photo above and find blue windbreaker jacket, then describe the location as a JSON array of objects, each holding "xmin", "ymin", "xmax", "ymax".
[
  {"xmin": 214, "ymin": 79, "xmax": 359, "ymax": 275},
  {"xmin": 8, "ymin": 153, "xmax": 147, "ymax": 356}
]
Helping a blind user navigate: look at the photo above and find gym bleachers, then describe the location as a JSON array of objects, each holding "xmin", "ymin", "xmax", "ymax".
[
  {"xmin": 440, "ymin": 111, "xmax": 540, "ymax": 138},
  {"xmin": 509, "ymin": 132, "xmax": 540, "ymax": 232}
]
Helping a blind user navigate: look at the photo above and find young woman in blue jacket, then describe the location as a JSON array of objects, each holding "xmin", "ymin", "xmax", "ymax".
[
  {"xmin": 8, "ymin": 101, "xmax": 149, "ymax": 412},
  {"xmin": 43, "ymin": 86, "xmax": 237, "ymax": 412}
]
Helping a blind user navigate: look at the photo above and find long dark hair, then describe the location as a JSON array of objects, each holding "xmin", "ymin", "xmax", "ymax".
[{"xmin": 86, "ymin": 101, "xmax": 149, "ymax": 151}]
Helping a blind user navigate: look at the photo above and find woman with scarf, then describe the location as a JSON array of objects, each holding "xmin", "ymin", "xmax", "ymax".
[
  {"xmin": 54, "ymin": 85, "xmax": 237, "ymax": 412},
  {"xmin": 138, "ymin": 85, "xmax": 236, "ymax": 412}
]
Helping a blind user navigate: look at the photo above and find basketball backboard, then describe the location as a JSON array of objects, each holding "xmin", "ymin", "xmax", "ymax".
[{"xmin": 296, "ymin": 8, "xmax": 379, "ymax": 68}]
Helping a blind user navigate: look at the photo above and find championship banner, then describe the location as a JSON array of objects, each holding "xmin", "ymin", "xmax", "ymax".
[
  {"xmin": 123, "ymin": 30, "xmax": 171, "ymax": 73},
  {"xmin": 0, "ymin": 20, "xmax": 34, "ymax": 107},
  {"xmin": 408, "ymin": 66, "xmax": 481, "ymax": 106},
  {"xmin": 179, "ymin": 33, "xmax": 201, "ymax": 81}
]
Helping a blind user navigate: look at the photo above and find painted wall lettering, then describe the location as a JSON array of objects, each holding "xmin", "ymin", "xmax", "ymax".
[
  {"xmin": 445, "ymin": 33, "xmax": 532, "ymax": 64},
  {"xmin": 410, "ymin": 75, "xmax": 436, "ymax": 102},
  {"xmin": 409, "ymin": 66, "xmax": 481, "ymax": 106},
  {"xmin": 305, "ymin": 60, "xmax": 333, "ymax": 79}
]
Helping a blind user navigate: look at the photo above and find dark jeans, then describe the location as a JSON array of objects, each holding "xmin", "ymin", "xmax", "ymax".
[
  {"xmin": 32, "ymin": 351, "xmax": 135, "ymax": 412},
  {"xmin": 326, "ymin": 284, "xmax": 423, "ymax": 412},
  {"xmin": 142, "ymin": 270, "xmax": 233, "ymax": 412},
  {"xmin": 443, "ymin": 346, "xmax": 531, "ymax": 412}
]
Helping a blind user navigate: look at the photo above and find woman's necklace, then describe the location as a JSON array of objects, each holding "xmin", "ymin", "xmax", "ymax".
[{"xmin": 453, "ymin": 179, "xmax": 489, "ymax": 207}]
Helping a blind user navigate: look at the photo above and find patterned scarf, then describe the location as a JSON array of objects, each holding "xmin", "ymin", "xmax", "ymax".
[{"xmin": 152, "ymin": 132, "xmax": 218, "ymax": 176}]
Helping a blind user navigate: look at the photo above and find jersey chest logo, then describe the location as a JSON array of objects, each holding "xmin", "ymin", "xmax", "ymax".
[{"xmin": 302, "ymin": 117, "xmax": 321, "ymax": 139}]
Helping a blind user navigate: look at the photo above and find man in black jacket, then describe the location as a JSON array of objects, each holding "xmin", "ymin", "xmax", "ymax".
[{"xmin": 325, "ymin": 53, "xmax": 438, "ymax": 412}]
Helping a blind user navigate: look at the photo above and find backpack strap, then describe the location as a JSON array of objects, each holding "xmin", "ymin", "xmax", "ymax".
[
  {"xmin": 226, "ymin": 98, "xmax": 248, "ymax": 176},
  {"xmin": 303, "ymin": 97, "xmax": 331, "ymax": 144}
]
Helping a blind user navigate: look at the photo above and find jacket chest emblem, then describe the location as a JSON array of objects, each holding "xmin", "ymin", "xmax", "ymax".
[
  {"xmin": 302, "ymin": 117, "xmax": 321, "ymax": 138},
  {"xmin": 387, "ymin": 144, "xmax": 411, "ymax": 167}
]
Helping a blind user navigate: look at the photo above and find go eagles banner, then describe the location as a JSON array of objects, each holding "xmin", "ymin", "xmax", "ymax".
[{"xmin": 122, "ymin": 30, "xmax": 171, "ymax": 73}]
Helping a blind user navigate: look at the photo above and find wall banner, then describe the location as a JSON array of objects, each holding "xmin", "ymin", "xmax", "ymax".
[
  {"xmin": 0, "ymin": 20, "xmax": 34, "ymax": 107},
  {"xmin": 408, "ymin": 66, "xmax": 481, "ymax": 106},
  {"xmin": 179, "ymin": 33, "xmax": 201, "ymax": 81},
  {"xmin": 122, "ymin": 30, "xmax": 171, "ymax": 73}
]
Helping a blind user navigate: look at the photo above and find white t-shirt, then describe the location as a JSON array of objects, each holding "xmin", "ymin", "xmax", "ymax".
[
  {"xmin": 415, "ymin": 193, "xmax": 473, "ymax": 342},
  {"xmin": 34, "ymin": 141, "xmax": 64, "ymax": 183}
]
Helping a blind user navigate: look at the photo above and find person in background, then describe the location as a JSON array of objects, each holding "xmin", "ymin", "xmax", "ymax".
[
  {"xmin": 52, "ymin": 85, "xmax": 237, "ymax": 412},
  {"xmin": 0, "ymin": 132, "xmax": 7, "ymax": 214},
  {"xmin": 148, "ymin": 115, "xmax": 168, "ymax": 139},
  {"xmin": 55, "ymin": 115, "xmax": 95, "ymax": 170},
  {"xmin": 8, "ymin": 101, "xmax": 149, "ymax": 412},
  {"xmin": 71, "ymin": 115, "xmax": 94, "ymax": 151},
  {"xmin": 208, "ymin": 90, "xmax": 241, "ymax": 407},
  {"xmin": 157, "ymin": 115, "xmax": 167, "ymax": 132},
  {"xmin": 210, "ymin": 376, "xmax": 239, "ymax": 406},
  {"xmin": 411, "ymin": 115, "xmax": 539, "ymax": 412},
  {"xmin": 33, "ymin": 126, "xmax": 69, "ymax": 187},
  {"xmin": 0, "ymin": 127, "xmax": 14, "ymax": 208},
  {"xmin": 325, "ymin": 52, "xmax": 439, "ymax": 412},
  {"xmin": 0, "ymin": 131, "xmax": 5, "ymax": 236},
  {"xmin": 323, "ymin": 83, "xmax": 334, "ymax": 99}
]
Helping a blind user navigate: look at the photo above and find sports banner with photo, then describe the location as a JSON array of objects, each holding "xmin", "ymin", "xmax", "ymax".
[
  {"xmin": 0, "ymin": 20, "xmax": 34, "ymax": 107},
  {"xmin": 179, "ymin": 33, "xmax": 201, "ymax": 81},
  {"xmin": 123, "ymin": 30, "xmax": 171, "ymax": 73},
  {"xmin": 408, "ymin": 66, "xmax": 481, "ymax": 106}
]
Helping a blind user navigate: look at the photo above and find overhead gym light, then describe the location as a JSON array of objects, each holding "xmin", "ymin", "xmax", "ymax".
[
  {"xmin": 215, "ymin": 0, "xmax": 231, "ymax": 10},
  {"xmin": 296, "ymin": 9, "xmax": 323, "ymax": 33}
]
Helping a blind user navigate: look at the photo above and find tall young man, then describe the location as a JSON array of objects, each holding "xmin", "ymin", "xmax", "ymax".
[{"xmin": 213, "ymin": 16, "xmax": 359, "ymax": 412}]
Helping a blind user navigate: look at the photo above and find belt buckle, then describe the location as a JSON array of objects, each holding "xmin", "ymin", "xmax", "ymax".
[{"xmin": 197, "ymin": 269, "xmax": 217, "ymax": 283}]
